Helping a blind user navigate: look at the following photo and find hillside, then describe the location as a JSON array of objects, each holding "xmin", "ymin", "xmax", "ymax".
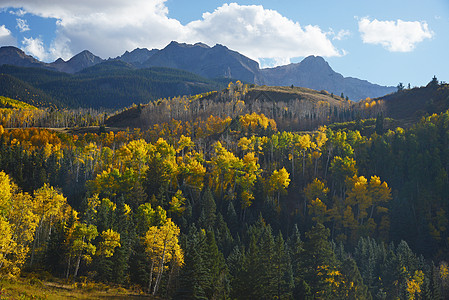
[
  {"xmin": 0, "ymin": 62, "xmax": 231, "ymax": 109},
  {"xmin": 106, "ymin": 84, "xmax": 351, "ymax": 130},
  {"xmin": 3, "ymin": 85, "xmax": 449, "ymax": 299},
  {"xmin": 378, "ymin": 81, "xmax": 449, "ymax": 122},
  {"xmin": 0, "ymin": 73, "xmax": 59, "ymax": 108},
  {"xmin": 0, "ymin": 96, "xmax": 37, "ymax": 109},
  {"xmin": 106, "ymin": 80, "xmax": 449, "ymax": 132}
]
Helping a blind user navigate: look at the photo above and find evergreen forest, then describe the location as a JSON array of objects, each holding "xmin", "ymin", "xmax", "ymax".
[{"xmin": 2, "ymin": 80, "xmax": 449, "ymax": 299}]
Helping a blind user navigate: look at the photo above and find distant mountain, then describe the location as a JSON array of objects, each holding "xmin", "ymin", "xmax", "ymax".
[
  {"xmin": 0, "ymin": 46, "xmax": 46, "ymax": 69},
  {"xmin": 115, "ymin": 48, "xmax": 159, "ymax": 66},
  {"xmin": 49, "ymin": 50, "xmax": 104, "ymax": 73},
  {"xmin": 0, "ymin": 44, "xmax": 396, "ymax": 101},
  {"xmin": 0, "ymin": 46, "xmax": 104, "ymax": 74},
  {"xmin": 141, "ymin": 41, "xmax": 262, "ymax": 84},
  {"xmin": 261, "ymin": 56, "xmax": 396, "ymax": 101}
]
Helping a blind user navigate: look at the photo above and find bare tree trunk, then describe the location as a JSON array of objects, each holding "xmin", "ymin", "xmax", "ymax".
[
  {"xmin": 30, "ymin": 217, "xmax": 44, "ymax": 266},
  {"xmin": 73, "ymin": 252, "xmax": 82, "ymax": 282},
  {"xmin": 152, "ymin": 241, "xmax": 167, "ymax": 295},
  {"xmin": 66, "ymin": 256, "xmax": 71, "ymax": 279},
  {"xmin": 148, "ymin": 260, "xmax": 154, "ymax": 293},
  {"xmin": 302, "ymin": 151, "xmax": 306, "ymax": 177},
  {"xmin": 73, "ymin": 236, "xmax": 85, "ymax": 282}
]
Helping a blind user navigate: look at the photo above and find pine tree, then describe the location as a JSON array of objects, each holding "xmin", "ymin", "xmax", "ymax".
[
  {"xmin": 203, "ymin": 230, "xmax": 229, "ymax": 299},
  {"xmin": 341, "ymin": 257, "xmax": 372, "ymax": 299},
  {"xmin": 199, "ymin": 188, "xmax": 216, "ymax": 230},
  {"xmin": 288, "ymin": 224, "xmax": 308, "ymax": 299},
  {"xmin": 302, "ymin": 223, "xmax": 337, "ymax": 298},
  {"xmin": 175, "ymin": 227, "xmax": 208, "ymax": 299},
  {"xmin": 274, "ymin": 231, "xmax": 294, "ymax": 299}
]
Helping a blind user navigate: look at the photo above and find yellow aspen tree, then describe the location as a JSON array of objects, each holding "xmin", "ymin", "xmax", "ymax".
[
  {"xmin": 209, "ymin": 141, "xmax": 242, "ymax": 197},
  {"xmin": 0, "ymin": 172, "xmax": 39, "ymax": 278},
  {"xmin": 406, "ymin": 270, "xmax": 424, "ymax": 300},
  {"xmin": 294, "ymin": 134, "xmax": 311, "ymax": 176},
  {"xmin": 237, "ymin": 152, "xmax": 261, "ymax": 210},
  {"xmin": 144, "ymin": 218, "xmax": 183, "ymax": 295},
  {"xmin": 178, "ymin": 151, "xmax": 206, "ymax": 192},
  {"xmin": 124, "ymin": 139, "xmax": 150, "ymax": 177},
  {"xmin": 98, "ymin": 229, "xmax": 121, "ymax": 257},
  {"xmin": 169, "ymin": 190, "xmax": 186, "ymax": 215},
  {"xmin": 308, "ymin": 198, "xmax": 328, "ymax": 223},
  {"xmin": 176, "ymin": 135, "xmax": 194, "ymax": 158},
  {"xmin": 345, "ymin": 175, "xmax": 370, "ymax": 224},
  {"xmin": 304, "ymin": 178, "xmax": 330, "ymax": 203},
  {"xmin": 31, "ymin": 184, "xmax": 68, "ymax": 266},
  {"xmin": 269, "ymin": 167, "xmax": 291, "ymax": 210},
  {"xmin": 70, "ymin": 222, "xmax": 98, "ymax": 281}
]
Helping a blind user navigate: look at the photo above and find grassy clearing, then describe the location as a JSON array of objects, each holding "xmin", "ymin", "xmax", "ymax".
[{"xmin": 0, "ymin": 275, "xmax": 147, "ymax": 299}]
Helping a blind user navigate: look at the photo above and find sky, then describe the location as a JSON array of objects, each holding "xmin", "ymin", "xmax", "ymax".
[{"xmin": 0, "ymin": 0, "xmax": 447, "ymax": 87}]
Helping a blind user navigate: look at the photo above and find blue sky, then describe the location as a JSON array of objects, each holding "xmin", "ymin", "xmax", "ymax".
[{"xmin": 0, "ymin": 0, "xmax": 447, "ymax": 87}]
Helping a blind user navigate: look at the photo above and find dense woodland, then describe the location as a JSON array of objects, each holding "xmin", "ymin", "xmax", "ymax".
[
  {"xmin": 0, "ymin": 63, "xmax": 231, "ymax": 109},
  {"xmin": 1, "ymin": 80, "xmax": 449, "ymax": 299}
]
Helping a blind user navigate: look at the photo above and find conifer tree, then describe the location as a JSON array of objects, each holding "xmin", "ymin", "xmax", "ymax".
[
  {"xmin": 302, "ymin": 223, "xmax": 337, "ymax": 298},
  {"xmin": 175, "ymin": 226, "xmax": 208, "ymax": 299}
]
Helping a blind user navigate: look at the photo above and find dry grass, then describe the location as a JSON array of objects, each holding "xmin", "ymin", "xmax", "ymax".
[{"xmin": 0, "ymin": 276, "xmax": 147, "ymax": 300}]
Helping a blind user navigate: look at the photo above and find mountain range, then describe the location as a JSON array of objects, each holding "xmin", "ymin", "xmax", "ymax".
[{"xmin": 0, "ymin": 42, "xmax": 395, "ymax": 102}]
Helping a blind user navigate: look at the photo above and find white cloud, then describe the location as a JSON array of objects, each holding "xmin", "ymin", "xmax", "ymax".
[
  {"xmin": 358, "ymin": 17, "xmax": 434, "ymax": 52},
  {"xmin": 16, "ymin": 18, "xmax": 30, "ymax": 32},
  {"xmin": 0, "ymin": 0, "xmax": 185, "ymax": 60},
  {"xmin": 0, "ymin": 24, "xmax": 17, "ymax": 45},
  {"xmin": 333, "ymin": 29, "xmax": 351, "ymax": 41},
  {"xmin": 9, "ymin": 8, "xmax": 27, "ymax": 16},
  {"xmin": 185, "ymin": 3, "xmax": 341, "ymax": 67},
  {"xmin": 0, "ymin": 1, "xmax": 342, "ymax": 65},
  {"xmin": 22, "ymin": 36, "xmax": 48, "ymax": 60}
]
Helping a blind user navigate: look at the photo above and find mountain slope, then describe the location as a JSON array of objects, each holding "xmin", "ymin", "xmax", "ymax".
[
  {"xmin": 0, "ymin": 46, "xmax": 46, "ymax": 69},
  {"xmin": 0, "ymin": 44, "xmax": 396, "ymax": 102},
  {"xmin": 376, "ymin": 81, "xmax": 449, "ymax": 122},
  {"xmin": 142, "ymin": 41, "xmax": 262, "ymax": 83},
  {"xmin": 0, "ymin": 46, "xmax": 104, "ymax": 74},
  {"xmin": 261, "ymin": 56, "xmax": 395, "ymax": 101},
  {"xmin": 49, "ymin": 50, "xmax": 103, "ymax": 73},
  {"xmin": 0, "ymin": 74, "xmax": 59, "ymax": 107},
  {"xmin": 115, "ymin": 48, "xmax": 159, "ymax": 66},
  {"xmin": 0, "ymin": 62, "xmax": 230, "ymax": 109}
]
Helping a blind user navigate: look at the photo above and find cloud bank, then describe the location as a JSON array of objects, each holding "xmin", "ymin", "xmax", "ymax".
[
  {"xmin": 358, "ymin": 17, "xmax": 433, "ymax": 52},
  {"xmin": 0, "ymin": 1, "xmax": 343, "ymax": 66},
  {"xmin": 186, "ymin": 3, "xmax": 341, "ymax": 66}
]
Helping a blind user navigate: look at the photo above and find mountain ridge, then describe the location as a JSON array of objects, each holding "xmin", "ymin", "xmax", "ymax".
[{"xmin": 0, "ymin": 43, "xmax": 395, "ymax": 101}]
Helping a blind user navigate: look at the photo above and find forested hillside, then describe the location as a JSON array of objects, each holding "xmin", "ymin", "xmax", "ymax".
[
  {"xmin": 1, "ymin": 81, "xmax": 449, "ymax": 299},
  {"xmin": 0, "ymin": 63, "xmax": 230, "ymax": 109}
]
